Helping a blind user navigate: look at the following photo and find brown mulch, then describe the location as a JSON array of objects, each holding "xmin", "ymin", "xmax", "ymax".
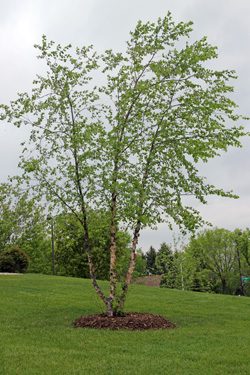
[{"xmin": 74, "ymin": 312, "xmax": 177, "ymax": 331}]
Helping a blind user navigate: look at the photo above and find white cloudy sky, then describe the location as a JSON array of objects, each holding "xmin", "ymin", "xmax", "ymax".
[{"xmin": 0, "ymin": 0, "xmax": 250, "ymax": 252}]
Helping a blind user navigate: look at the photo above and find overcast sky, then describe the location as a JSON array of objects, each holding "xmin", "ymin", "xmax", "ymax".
[{"xmin": 0, "ymin": 0, "xmax": 250, "ymax": 252}]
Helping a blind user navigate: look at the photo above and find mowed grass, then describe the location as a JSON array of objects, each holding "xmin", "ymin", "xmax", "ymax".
[{"xmin": 1, "ymin": 274, "xmax": 250, "ymax": 375}]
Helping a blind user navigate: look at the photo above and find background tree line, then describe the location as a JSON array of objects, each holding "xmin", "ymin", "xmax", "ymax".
[
  {"xmin": 143, "ymin": 229, "xmax": 250, "ymax": 296},
  {"xmin": 1, "ymin": 183, "xmax": 249, "ymax": 297},
  {"xmin": 0, "ymin": 183, "xmax": 131, "ymax": 279}
]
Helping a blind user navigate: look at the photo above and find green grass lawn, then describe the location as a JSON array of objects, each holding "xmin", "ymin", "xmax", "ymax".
[{"xmin": 1, "ymin": 274, "xmax": 250, "ymax": 375}]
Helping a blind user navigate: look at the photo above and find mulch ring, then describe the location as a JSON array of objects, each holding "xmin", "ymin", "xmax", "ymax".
[{"xmin": 74, "ymin": 312, "xmax": 177, "ymax": 331}]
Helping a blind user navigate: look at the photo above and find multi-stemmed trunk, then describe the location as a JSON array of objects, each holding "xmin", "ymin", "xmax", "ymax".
[{"xmin": 117, "ymin": 221, "xmax": 141, "ymax": 311}]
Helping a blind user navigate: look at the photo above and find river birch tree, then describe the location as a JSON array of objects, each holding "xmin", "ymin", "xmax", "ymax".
[{"xmin": 0, "ymin": 13, "xmax": 248, "ymax": 315}]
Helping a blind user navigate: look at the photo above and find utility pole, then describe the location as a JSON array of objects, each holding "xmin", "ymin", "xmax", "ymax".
[
  {"xmin": 180, "ymin": 259, "xmax": 184, "ymax": 291},
  {"xmin": 236, "ymin": 232, "xmax": 244, "ymax": 296},
  {"xmin": 47, "ymin": 216, "xmax": 55, "ymax": 276}
]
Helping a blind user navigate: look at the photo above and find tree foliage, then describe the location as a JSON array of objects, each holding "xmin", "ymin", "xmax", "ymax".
[
  {"xmin": 237, "ymin": 229, "xmax": 250, "ymax": 267},
  {"xmin": 155, "ymin": 242, "xmax": 173, "ymax": 275},
  {"xmin": 0, "ymin": 13, "xmax": 248, "ymax": 315},
  {"xmin": 0, "ymin": 248, "xmax": 29, "ymax": 273},
  {"xmin": 145, "ymin": 246, "xmax": 157, "ymax": 275},
  {"xmin": 154, "ymin": 242, "xmax": 180, "ymax": 289},
  {"xmin": 185, "ymin": 228, "xmax": 247, "ymax": 294},
  {"xmin": 55, "ymin": 211, "xmax": 130, "ymax": 280},
  {"xmin": 0, "ymin": 183, "xmax": 39, "ymax": 250},
  {"xmin": 0, "ymin": 183, "xmax": 52, "ymax": 274},
  {"xmin": 133, "ymin": 250, "xmax": 147, "ymax": 279},
  {"xmin": 146, "ymin": 229, "xmax": 250, "ymax": 295}
]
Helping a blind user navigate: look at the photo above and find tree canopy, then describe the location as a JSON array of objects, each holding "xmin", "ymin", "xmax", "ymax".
[
  {"xmin": 0, "ymin": 13, "xmax": 248, "ymax": 315},
  {"xmin": 186, "ymin": 228, "xmax": 238, "ymax": 294},
  {"xmin": 55, "ymin": 210, "xmax": 130, "ymax": 280}
]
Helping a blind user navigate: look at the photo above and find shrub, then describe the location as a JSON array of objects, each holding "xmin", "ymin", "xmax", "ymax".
[{"xmin": 0, "ymin": 248, "xmax": 30, "ymax": 273}]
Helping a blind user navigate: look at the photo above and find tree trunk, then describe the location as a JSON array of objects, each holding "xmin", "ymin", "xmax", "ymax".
[
  {"xmin": 82, "ymin": 212, "xmax": 112, "ymax": 314},
  {"xmin": 105, "ymin": 299, "xmax": 114, "ymax": 317},
  {"xmin": 118, "ymin": 221, "xmax": 141, "ymax": 311},
  {"xmin": 221, "ymin": 278, "xmax": 226, "ymax": 294},
  {"xmin": 71, "ymin": 108, "xmax": 112, "ymax": 315},
  {"xmin": 109, "ymin": 191, "xmax": 117, "ymax": 305}
]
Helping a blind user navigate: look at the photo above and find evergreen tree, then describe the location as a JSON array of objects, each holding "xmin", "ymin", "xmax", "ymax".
[
  {"xmin": 145, "ymin": 246, "xmax": 157, "ymax": 275},
  {"xmin": 155, "ymin": 243, "xmax": 173, "ymax": 275}
]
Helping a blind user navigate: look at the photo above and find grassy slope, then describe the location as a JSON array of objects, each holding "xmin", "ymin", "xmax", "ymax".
[{"xmin": 0, "ymin": 274, "xmax": 249, "ymax": 375}]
